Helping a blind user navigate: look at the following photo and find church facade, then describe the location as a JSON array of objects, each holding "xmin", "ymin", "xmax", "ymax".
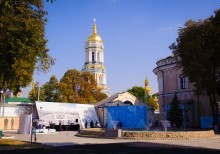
[
  {"xmin": 82, "ymin": 20, "xmax": 110, "ymax": 96},
  {"xmin": 153, "ymin": 54, "xmax": 220, "ymax": 128}
]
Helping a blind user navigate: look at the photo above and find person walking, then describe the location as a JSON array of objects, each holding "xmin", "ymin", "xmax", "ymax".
[
  {"xmin": 59, "ymin": 121, "xmax": 63, "ymax": 132},
  {"xmin": 90, "ymin": 120, "xmax": 94, "ymax": 128},
  {"xmin": 85, "ymin": 120, "xmax": 88, "ymax": 128}
]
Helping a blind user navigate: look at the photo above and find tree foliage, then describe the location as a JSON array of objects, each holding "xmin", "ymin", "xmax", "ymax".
[
  {"xmin": 43, "ymin": 75, "xmax": 60, "ymax": 102},
  {"xmin": 147, "ymin": 95, "xmax": 159, "ymax": 110},
  {"xmin": 29, "ymin": 82, "xmax": 45, "ymax": 102},
  {"xmin": 169, "ymin": 10, "xmax": 220, "ymax": 129},
  {"xmin": 127, "ymin": 86, "xmax": 146, "ymax": 102},
  {"xmin": 28, "ymin": 70, "xmax": 108, "ymax": 104},
  {"xmin": 167, "ymin": 93, "xmax": 182, "ymax": 128},
  {"xmin": 59, "ymin": 69, "xmax": 107, "ymax": 104},
  {"xmin": 0, "ymin": 0, "xmax": 54, "ymax": 94},
  {"xmin": 127, "ymin": 86, "xmax": 159, "ymax": 109}
]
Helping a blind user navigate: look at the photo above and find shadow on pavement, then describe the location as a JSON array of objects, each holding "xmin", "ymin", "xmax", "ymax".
[{"xmin": 1, "ymin": 141, "xmax": 220, "ymax": 154}]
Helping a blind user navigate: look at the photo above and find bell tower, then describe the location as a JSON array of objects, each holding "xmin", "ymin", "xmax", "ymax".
[{"xmin": 82, "ymin": 19, "xmax": 110, "ymax": 96}]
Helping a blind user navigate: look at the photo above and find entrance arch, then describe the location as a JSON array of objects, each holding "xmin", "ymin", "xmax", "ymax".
[{"xmin": 123, "ymin": 101, "xmax": 133, "ymax": 106}]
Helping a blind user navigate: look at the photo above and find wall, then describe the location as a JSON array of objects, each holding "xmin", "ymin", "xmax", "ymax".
[
  {"xmin": 0, "ymin": 117, "xmax": 19, "ymax": 130},
  {"xmin": 153, "ymin": 55, "xmax": 213, "ymax": 127},
  {"xmin": 106, "ymin": 106, "xmax": 148, "ymax": 129}
]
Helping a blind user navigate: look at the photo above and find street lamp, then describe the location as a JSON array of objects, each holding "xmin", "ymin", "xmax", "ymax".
[
  {"xmin": 102, "ymin": 107, "xmax": 105, "ymax": 127},
  {"xmin": 0, "ymin": 90, "xmax": 5, "ymax": 117},
  {"xmin": 156, "ymin": 69, "xmax": 167, "ymax": 132},
  {"xmin": 0, "ymin": 90, "xmax": 3, "ymax": 116},
  {"xmin": 37, "ymin": 82, "xmax": 40, "ymax": 102}
]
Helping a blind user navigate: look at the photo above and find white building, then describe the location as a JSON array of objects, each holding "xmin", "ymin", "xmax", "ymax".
[{"xmin": 95, "ymin": 92, "xmax": 149, "ymax": 127}]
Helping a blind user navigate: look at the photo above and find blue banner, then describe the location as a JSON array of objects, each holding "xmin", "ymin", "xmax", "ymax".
[{"xmin": 107, "ymin": 106, "xmax": 148, "ymax": 129}]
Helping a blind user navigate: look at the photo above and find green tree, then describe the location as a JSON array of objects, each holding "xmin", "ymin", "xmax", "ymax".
[
  {"xmin": 167, "ymin": 93, "xmax": 182, "ymax": 128},
  {"xmin": 169, "ymin": 10, "xmax": 220, "ymax": 130},
  {"xmin": 43, "ymin": 75, "xmax": 60, "ymax": 102},
  {"xmin": 127, "ymin": 86, "xmax": 159, "ymax": 109},
  {"xmin": 0, "ymin": 0, "xmax": 54, "ymax": 94},
  {"xmin": 127, "ymin": 86, "xmax": 146, "ymax": 102},
  {"xmin": 28, "ymin": 82, "xmax": 45, "ymax": 102},
  {"xmin": 95, "ymin": 87, "xmax": 108, "ymax": 102},
  {"xmin": 59, "ymin": 69, "xmax": 107, "ymax": 104}
]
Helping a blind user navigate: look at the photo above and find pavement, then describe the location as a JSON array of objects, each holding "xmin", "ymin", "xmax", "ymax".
[{"xmin": 2, "ymin": 130, "xmax": 220, "ymax": 150}]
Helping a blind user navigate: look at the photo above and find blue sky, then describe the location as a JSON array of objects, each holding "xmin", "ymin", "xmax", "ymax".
[{"xmin": 22, "ymin": 0, "xmax": 219, "ymax": 97}]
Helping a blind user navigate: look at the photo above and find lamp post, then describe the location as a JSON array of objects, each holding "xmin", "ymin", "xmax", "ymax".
[
  {"xmin": 0, "ymin": 90, "xmax": 3, "ymax": 117},
  {"xmin": 102, "ymin": 107, "xmax": 105, "ymax": 127},
  {"xmin": 157, "ymin": 69, "xmax": 166, "ymax": 132},
  {"xmin": 37, "ymin": 82, "xmax": 40, "ymax": 102},
  {"xmin": 0, "ymin": 90, "xmax": 5, "ymax": 117}
]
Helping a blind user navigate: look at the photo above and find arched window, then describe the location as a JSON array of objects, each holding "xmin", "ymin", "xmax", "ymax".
[
  {"xmin": 99, "ymin": 75, "xmax": 103, "ymax": 85},
  {"xmin": 92, "ymin": 52, "xmax": 95, "ymax": 63},
  {"xmin": 180, "ymin": 75, "xmax": 188, "ymax": 89},
  {"xmin": 123, "ymin": 101, "xmax": 133, "ymax": 106}
]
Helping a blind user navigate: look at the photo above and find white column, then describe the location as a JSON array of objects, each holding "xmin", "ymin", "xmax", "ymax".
[
  {"xmin": 85, "ymin": 51, "xmax": 88, "ymax": 62},
  {"xmin": 99, "ymin": 52, "xmax": 102, "ymax": 63},
  {"xmin": 103, "ymin": 74, "xmax": 106, "ymax": 85},
  {"xmin": 95, "ymin": 51, "xmax": 97, "ymax": 62},
  {"xmin": 102, "ymin": 50, "xmax": 104, "ymax": 63},
  {"xmin": 95, "ymin": 73, "xmax": 97, "ymax": 80},
  {"xmin": 99, "ymin": 75, "xmax": 102, "ymax": 85},
  {"xmin": 96, "ymin": 74, "xmax": 98, "ymax": 84},
  {"xmin": 89, "ymin": 50, "xmax": 92, "ymax": 62}
]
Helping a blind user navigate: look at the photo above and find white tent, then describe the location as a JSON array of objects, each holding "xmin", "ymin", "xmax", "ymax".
[
  {"xmin": 18, "ymin": 114, "xmax": 32, "ymax": 134},
  {"xmin": 35, "ymin": 101, "xmax": 99, "ymax": 129}
]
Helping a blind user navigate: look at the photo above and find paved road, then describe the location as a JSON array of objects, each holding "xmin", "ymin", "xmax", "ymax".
[{"xmin": 2, "ymin": 131, "xmax": 220, "ymax": 154}]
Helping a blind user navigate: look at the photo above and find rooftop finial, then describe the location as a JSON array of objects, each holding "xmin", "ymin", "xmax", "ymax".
[
  {"xmin": 93, "ymin": 18, "xmax": 96, "ymax": 25},
  {"xmin": 92, "ymin": 18, "xmax": 97, "ymax": 33}
]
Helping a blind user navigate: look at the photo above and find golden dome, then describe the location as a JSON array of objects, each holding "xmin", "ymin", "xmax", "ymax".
[
  {"xmin": 145, "ymin": 86, "xmax": 152, "ymax": 94},
  {"xmin": 145, "ymin": 78, "xmax": 152, "ymax": 95},
  {"xmin": 87, "ymin": 20, "xmax": 103, "ymax": 42}
]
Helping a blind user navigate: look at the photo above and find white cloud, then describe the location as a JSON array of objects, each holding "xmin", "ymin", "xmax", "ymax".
[
  {"xmin": 167, "ymin": 27, "xmax": 173, "ymax": 30},
  {"xmin": 176, "ymin": 24, "xmax": 182, "ymax": 28},
  {"xmin": 158, "ymin": 24, "xmax": 182, "ymax": 32}
]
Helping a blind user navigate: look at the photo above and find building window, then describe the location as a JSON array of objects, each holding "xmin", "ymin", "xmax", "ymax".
[
  {"xmin": 92, "ymin": 52, "xmax": 95, "ymax": 63},
  {"xmin": 99, "ymin": 75, "xmax": 103, "ymax": 85},
  {"xmin": 180, "ymin": 76, "xmax": 188, "ymax": 89}
]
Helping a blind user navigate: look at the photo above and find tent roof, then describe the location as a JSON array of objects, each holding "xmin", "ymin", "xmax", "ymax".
[{"xmin": 5, "ymin": 97, "xmax": 31, "ymax": 103}]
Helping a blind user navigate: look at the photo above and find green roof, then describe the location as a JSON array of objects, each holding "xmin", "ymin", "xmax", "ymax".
[{"xmin": 5, "ymin": 97, "xmax": 31, "ymax": 103}]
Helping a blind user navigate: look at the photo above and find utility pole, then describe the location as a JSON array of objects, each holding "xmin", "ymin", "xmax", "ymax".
[
  {"xmin": 0, "ymin": 90, "xmax": 3, "ymax": 117},
  {"xmin": 37, "ymin": 82, "xmax": 40, "ymax": 102},
  {"xmin": 0, "ymin": 90, "xmax": 5, "ymax": 117}
]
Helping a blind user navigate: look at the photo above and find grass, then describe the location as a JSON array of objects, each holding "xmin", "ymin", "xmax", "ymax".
[{"xmin": 0, "ymin": 138, "xmax": 48, "ymax": 150}]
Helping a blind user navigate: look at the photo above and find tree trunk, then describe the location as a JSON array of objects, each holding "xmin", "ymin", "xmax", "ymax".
[
  {"xmin": 214, "ymin": 102, "xmax": 219, "ymax": 131},
  {"xmin": 209, "ymin": 93, "xmax": 219, "ymax": 132}
]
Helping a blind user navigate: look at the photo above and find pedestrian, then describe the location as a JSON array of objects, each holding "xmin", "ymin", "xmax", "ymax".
[
  {"xmin": 95, "ymin": 121, "xmax": 98, "ymax": 126},
  {"xmin": 11, "ymin": 118, "xmax": 14, "ymax": 130},
  {"xmin": 59, "ymin": 121, "xmax": 63, "ymax": 132},
  {"xmin": 85, "ymin": 120, "xmax": 88, "ymax": 128},
  {"xmin": 90, "ymin": 120, "xmax": 94, "ymax": 128},
  {"xmin": 4, "ymin": 118, "xmax": 8, "ymax": 130}
]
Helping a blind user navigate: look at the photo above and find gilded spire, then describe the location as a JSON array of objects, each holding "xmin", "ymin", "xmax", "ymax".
[
  {"xmin": 88, "ymin": 19, "xmax": 103, "ymax": 42},
  {"xmin": 145, "ymin": 77, "xmax": 152, "ymax": 95},
  {"xmin": 93, "ymin": 18, "xmax": 97, "ymax": 33}
]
